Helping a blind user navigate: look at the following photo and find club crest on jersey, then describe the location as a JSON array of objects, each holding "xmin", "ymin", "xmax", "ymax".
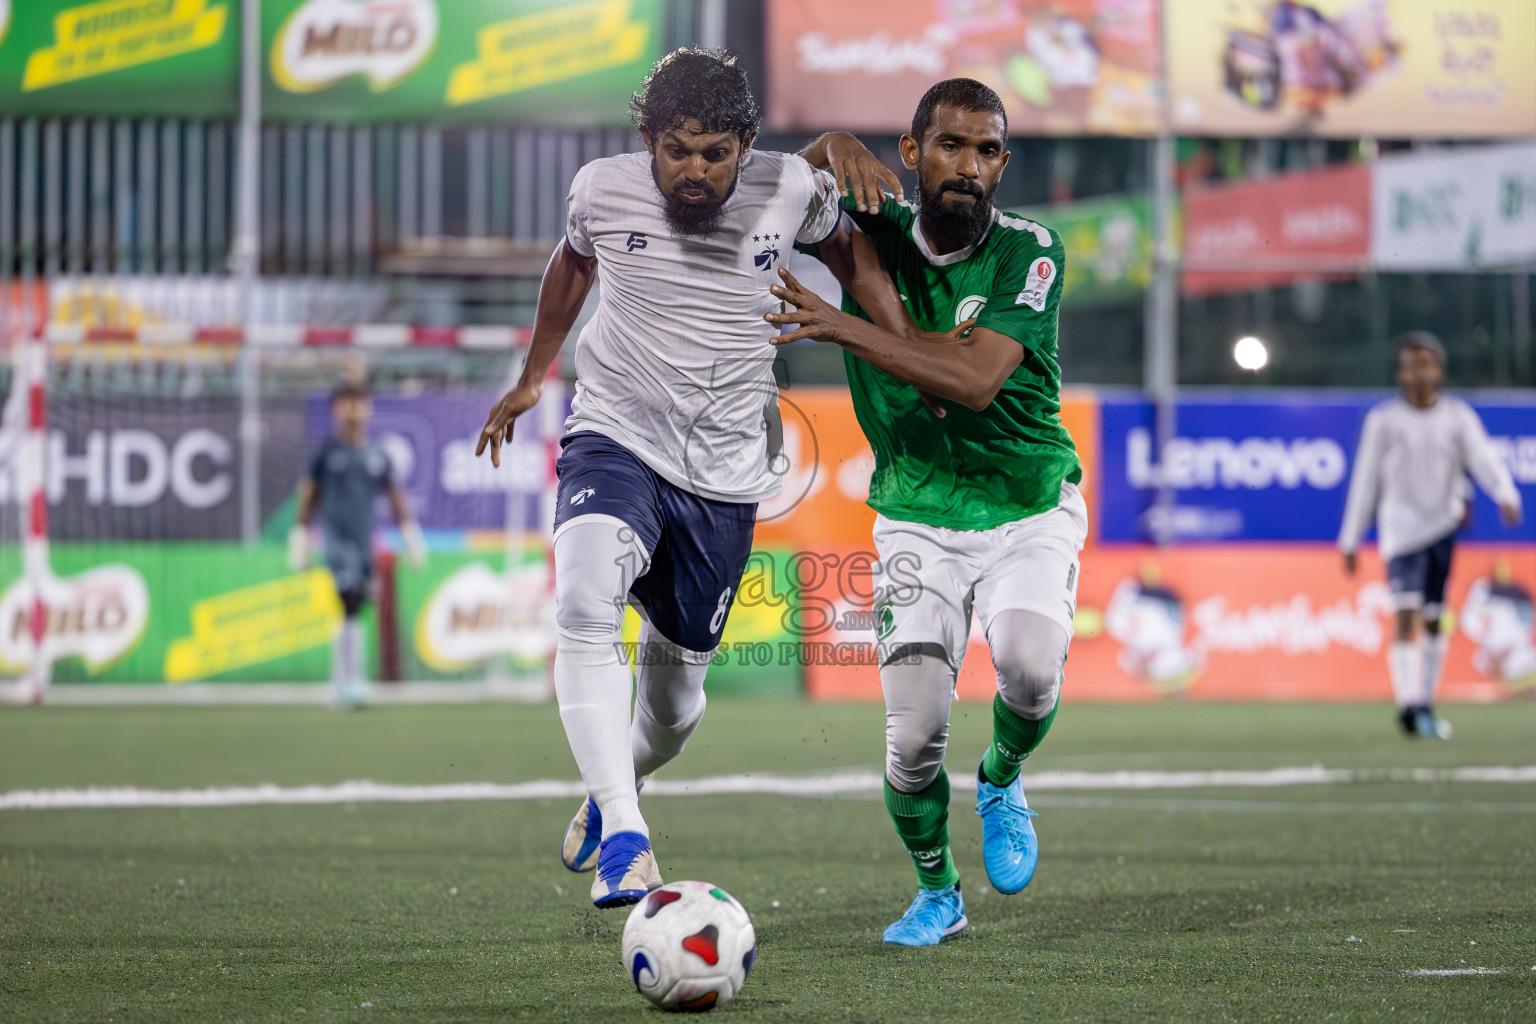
[
  {"xmin": 1016, "ymin": 257, "xmax": 1056, "ymax": 312},
  {"xmin": 752, "ymin": 234, "xmax": 782, "ymax": 271},
  {"xmin": 956, "ymin": 294, "xmax": 987, "ymax": 325}
]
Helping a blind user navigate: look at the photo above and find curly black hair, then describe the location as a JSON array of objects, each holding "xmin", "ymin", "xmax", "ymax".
[
  {"xmin": 910, "ymin": 77, "xmax": 1009, "ymax": 143},
  {"xmin": 630, "ymin": 47, "xmax": 761, "ymax": 141}
]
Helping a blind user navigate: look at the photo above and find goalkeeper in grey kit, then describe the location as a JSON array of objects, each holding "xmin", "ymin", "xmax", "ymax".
[{"xmin": 289, "ymin": 383, "xmax": 426, "ymax": 707}]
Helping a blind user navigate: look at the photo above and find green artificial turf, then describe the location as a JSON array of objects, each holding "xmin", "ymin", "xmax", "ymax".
[{"xmin": 2, "ymin": 700, "xmax": 1534, "ymax": 1023}]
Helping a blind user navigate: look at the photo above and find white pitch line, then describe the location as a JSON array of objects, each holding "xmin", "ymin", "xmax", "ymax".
[
  {"xmin": 1403, "ymin": 968, "xmax": 1505, "ymax": 977},
  {"xmin": 2, "ymin": 764, "xmax": 1534, "ymax": 812}
]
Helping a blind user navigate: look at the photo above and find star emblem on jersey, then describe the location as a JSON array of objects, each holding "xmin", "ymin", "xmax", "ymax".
[
  {"xmin": 570, "ymin": 486, "xmax": 596, "ymax": 505},
  {"xmin": 754, "ymin": 243, "xmax": 781, "ymax": 271}
]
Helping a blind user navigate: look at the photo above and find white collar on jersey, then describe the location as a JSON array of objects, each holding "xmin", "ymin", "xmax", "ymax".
[{"xmin": 911, "ymin": 206, "xmax": 999, "ymax": 266}]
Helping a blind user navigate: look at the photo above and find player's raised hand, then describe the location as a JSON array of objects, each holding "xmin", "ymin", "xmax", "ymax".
[
  {"xmin": 476, "ymin": 380, "xmax": 543, "ymax": 468},
  {"xmin": 823, "ymin": 132, "xmax": 904, "ymax": 213},
  {"xmin": 1500, "ymin": 502, "xmax": 1523, "ymax": 527},
  {"xmin": 766, "ymin": 268, "xmax": 848, "ymax": 345}
]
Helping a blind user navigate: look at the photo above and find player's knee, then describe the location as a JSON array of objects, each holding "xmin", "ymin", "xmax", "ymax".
[
  {"xmin": 996, "ymin": 654, "xmax": 1061, "ymax": 720},
  {"xmin": 992, "ymin": 613, "xmax": 1067, "ymax": 720},
  {"xmin": 635, "ymin": 645, "xmax": 708, "ymax": 728},
  {"xmin": 554, "ymin": 582, "xmax": 626, "ymax": 642},
  {"xmin": 885, "ymin": 717, "xmax": 948, "ymax": 792}
]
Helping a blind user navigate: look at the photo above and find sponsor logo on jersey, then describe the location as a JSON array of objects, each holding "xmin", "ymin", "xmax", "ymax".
[
  {"xmin": 1015, "ymin": 257, "xmax": 1056, "ymax": 311},
  {"xmin": 625, "ymin": 232, "xmax": 647, "ymax": 252},
  {"xmin": 570, "ymin": 486, "xmax": 596, "ymax": 505},
  {"xmin": 955, "ymin": 294, "xmax": 987, "ymax": 325}
]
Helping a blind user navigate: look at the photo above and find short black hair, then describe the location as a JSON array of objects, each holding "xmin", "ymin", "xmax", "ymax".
[
  {"xmin": 1397, "ymin": 330, "xmax": 1447, "ymax": 368},
  {"xmin": 630, "ymin": 47, "xmax": 761, "ymax": 141},
  {"xmin": 331, "ymin": 382, "xmax": 371, "ymax": 405},
  {"xmin": 909, "ymin": 77, "xmax": 1009, "ymax": 143}
]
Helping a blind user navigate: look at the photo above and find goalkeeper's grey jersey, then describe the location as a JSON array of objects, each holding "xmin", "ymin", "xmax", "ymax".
[
  {"xmin": 1338, "ymin": 396, "xmax": 1521, "ymax": 559},
  {"xmin": 561, "ymin": 149, "xmax": 842, "ymax": 503}
]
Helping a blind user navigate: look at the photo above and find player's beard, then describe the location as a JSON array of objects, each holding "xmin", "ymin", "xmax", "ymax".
[
  {"xmin": 653, "ymin": 157, "xmax": 740, "ymax": 237},
  {"xmin": 917, "ymin": 177, "xmax": 994, "ymax": 248}
]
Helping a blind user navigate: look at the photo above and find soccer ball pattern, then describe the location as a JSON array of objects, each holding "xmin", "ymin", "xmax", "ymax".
[{"xmin": 622, "ymin": 880, "xmax": 756, "ymax": 1011}]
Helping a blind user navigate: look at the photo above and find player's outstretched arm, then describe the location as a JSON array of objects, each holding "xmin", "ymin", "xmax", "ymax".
[
  {"xmin": 1337, "ymin": 410, "xmax": 1384, "ymax": 573},
  {"xmin": 1456, "ymin": 404, "xmax": 1523, "ymax": 527},
  {"xmin": 476, "ymin": 240, "xmax": 597, "ymax": 468},
  {"xmin": 812, "ymin": 215, "xmax": 918, "ymax": 341},
  {"xmin": 287, "ymin": 478, "xmax": 317, "ymax": 571},
  {"xmin": 799, "ymin": 132, "xmax": 903, "ymax": 213},
  {"xmin": 765, "ymin": 267, "xmax": 1022, "ymax": 412},
  {"xmin": 386, "ymin": 484, "xmax": 427, "ymax": 569}
]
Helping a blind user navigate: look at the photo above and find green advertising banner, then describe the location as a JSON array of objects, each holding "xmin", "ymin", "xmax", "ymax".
[
  {"xmin": 0, "ymin": 542, "xmax": 801, "ymax": 696},
  {"xmin": 262, "ymin": 0, "xmax": 661, "ymax": 124},
  {"xmin": 1012, "ymin": 196, "xmax": 1154, "ymax": 309},
  {"xmin": 0, "ymin": 544, "xmax": 336, "ymax": 684},
  {"xmin": 0, "ymin": 0, "xmax": 237, "ymax": 118}
]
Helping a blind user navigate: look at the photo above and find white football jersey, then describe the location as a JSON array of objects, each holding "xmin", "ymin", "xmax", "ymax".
[
  {"xmin": 1338, "ymin": 396, "xmax": 1521, "ymax": 560},
  {"xmin": 563, "ymin": 149, "xmax": 842, "ymax": 502}
]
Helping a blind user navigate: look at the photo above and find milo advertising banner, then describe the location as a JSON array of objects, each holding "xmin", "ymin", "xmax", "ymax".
[
  {"xmin": 0, "ymin": 541, "xmax": 802, "ymax": 694},
  {"xmin": 0, "ymin": 544, "xmax": 337, "ymax": 683},
  {"xmin": 0, "ymin": 0, "xmax": 659, "ymax": 123},
  {"xmin": 0, "ymin": 0, "xmax": 237, "ymax": 118},
  {"xmin": 263, "ymin": 0, "xmax": 661, "ymax": 124}
]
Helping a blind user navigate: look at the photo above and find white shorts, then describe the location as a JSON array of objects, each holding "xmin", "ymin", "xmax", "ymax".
[{"xmin": 870, "ymin": 482, "xmax": 1088, "ymax": 671}]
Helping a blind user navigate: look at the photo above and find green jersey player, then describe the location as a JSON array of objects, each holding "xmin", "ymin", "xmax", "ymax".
[{"xmin": 776, "ymin": 79, "xmax": 1084, "ymax": 945}]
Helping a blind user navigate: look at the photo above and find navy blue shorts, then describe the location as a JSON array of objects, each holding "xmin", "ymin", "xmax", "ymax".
[
  {"xmin": 551, "ymin": 431, "xmax": 757, "ymax": 653},
  {"xmin": 1386, "ymin": 532, "xmax": 1456, "ymax": 616}
]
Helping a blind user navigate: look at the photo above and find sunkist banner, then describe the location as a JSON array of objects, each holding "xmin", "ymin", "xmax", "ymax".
[
  {"xmin": 766, "ymin": 0, "xmax": 1163, "ymax": 136},
  {"xmin": 0, "ymin": 0, "xmax": 659, "ymax": 123}
]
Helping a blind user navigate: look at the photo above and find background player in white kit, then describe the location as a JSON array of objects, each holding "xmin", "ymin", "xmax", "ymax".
[
  {"xmin": 1339, "ymin": 331, "xmax": 1522, "ymax": 738},
  {"xmin": 474, "ymin": 49, "xmax": 916, "ymax": 908}
]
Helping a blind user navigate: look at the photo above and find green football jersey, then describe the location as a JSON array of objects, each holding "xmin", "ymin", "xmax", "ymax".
[{"xmin": 818, "ymin": 196, "xmax": 1080, "ymax": 531}]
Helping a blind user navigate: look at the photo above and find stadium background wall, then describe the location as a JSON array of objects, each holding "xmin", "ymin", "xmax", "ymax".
[{"xmin": 3, "ymin": 386, "xmax": 1533, "ymax": 703}]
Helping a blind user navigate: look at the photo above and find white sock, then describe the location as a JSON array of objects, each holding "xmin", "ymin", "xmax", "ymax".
[
  {"xmin": 631, "ymin": 624, "xmax": 711, "ymax": 779},
  {"xmin": 1388, "ymin": 640, "xmax": 1422, "ymax": 709},
  {"xmin": 555, "ymin": 636, "xmax": 647, "ymax": 840},
  {"xmin": 1421, "ymin": 633, "xmax": 1448, "ymax": 707}
]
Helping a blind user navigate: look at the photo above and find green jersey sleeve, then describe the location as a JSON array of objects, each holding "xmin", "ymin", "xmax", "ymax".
[{"xmin": 975, "ymin": 223, "xmax": 1065, "ymax": 354}]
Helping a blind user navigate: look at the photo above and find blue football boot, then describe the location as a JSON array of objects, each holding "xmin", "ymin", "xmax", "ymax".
[
  {"xmin": 882, "ymin": 885, "xmax": 968, "ymax": 946},
  {"xmin": 560, "ymin": 795, "xmax": 603, "ymax": 872},
  {"xmin": 975, "ymin": 762, "xmax": 1040, "ymax": 894},
  {"xmin": 590, "ymin": 830, "xmax": 662, "ymax": 908},
  {"xmin": 560, "ymin": 779, "xmax": 648, "ymax": 872}
]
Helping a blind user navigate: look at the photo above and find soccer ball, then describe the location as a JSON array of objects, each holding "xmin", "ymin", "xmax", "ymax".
[{"xmin": 621, "ymin": 880, "xmax": 756, "ymax": 1012}]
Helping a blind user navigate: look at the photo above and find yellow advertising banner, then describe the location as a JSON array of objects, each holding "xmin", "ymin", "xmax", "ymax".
[
  {"xmin": 163, "ymin": 569, "xmax": 342, "ymax": 683},
  {"xmin": 1167, "ymin": 0, "xmax": 1536, "ymax": 138}
]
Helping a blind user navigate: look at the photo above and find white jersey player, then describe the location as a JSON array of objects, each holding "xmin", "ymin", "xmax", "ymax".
[
  {"xmin": 475, "ymin": 48, "xmax": 913, "ymax": 908},
  {"xmin": 1339, "ymin": 331, "xmax": 1523, "ymax": 738}
]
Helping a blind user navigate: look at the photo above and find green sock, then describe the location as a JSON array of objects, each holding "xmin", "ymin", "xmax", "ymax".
[
  {"xmin": 883, "ymin": 767, "xmax": 959, "ymax": 890},
  {"xmin": 981, "ymin": 693, "xmax": 1058, "ymax": 788}
]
